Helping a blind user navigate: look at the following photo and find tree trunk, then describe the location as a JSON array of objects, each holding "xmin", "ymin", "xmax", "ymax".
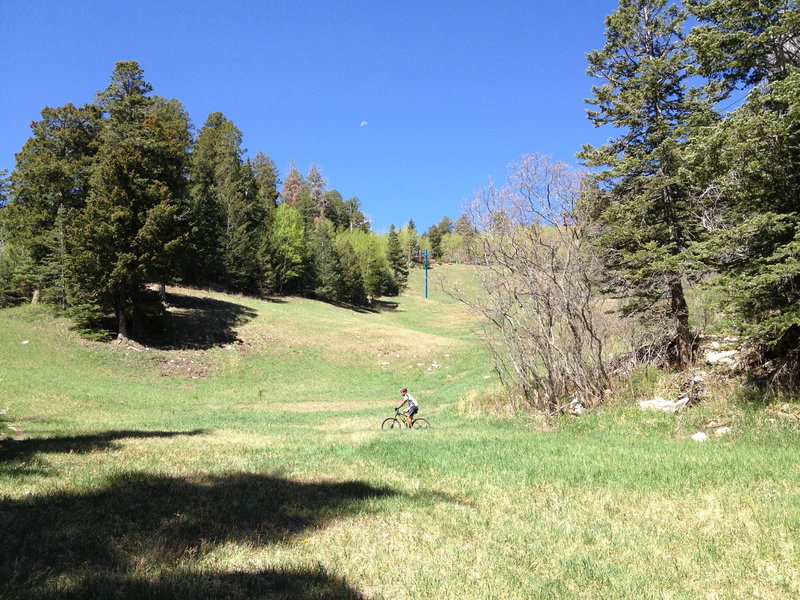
[
  {"xmin": 116, "ymin": 298, "xmax": 129, "ymax": 341},
  {"xmin": 670, "ymin": 277, "xmax": 693, "ymax": 369}
]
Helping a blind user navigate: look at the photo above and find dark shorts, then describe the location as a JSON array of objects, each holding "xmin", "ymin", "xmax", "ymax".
[{"xmin": 407, "ymin": 404, "xmax": 418, "ymax": 417}]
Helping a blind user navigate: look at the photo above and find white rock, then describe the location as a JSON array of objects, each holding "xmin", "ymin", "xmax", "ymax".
[
  {"xmin": 715, "ymin": 426, "xmax": 732, "ymax": 437},
  {"xmin": 705, "ymin": 350, "xmax": 738, "ymax": 364},
  {"xmin": 639, "ymin": 396, "xmax": 689, "ymax": 412},
  {"xmin": 21, "ymin": 340, "xmax": 29, "ymax": 344},
  {"xmin": 692, "ymin": 432, "xmax": 709, "ymax": 443}
]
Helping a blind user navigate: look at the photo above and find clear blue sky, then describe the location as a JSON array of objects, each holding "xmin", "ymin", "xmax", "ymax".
[{"xmin": 1, "ymin": 0, "xmax": 620, "ymax": 232}]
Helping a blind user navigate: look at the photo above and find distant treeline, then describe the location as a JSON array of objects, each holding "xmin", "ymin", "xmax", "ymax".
[{"xmin": 0, "ymin": 61, "xmax": 476, "ymax": 338}]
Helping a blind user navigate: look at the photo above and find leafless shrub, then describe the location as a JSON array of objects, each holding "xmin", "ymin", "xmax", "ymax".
[{"xmin": 450, "ymin": 154, "xmax": 612, "ymax": 414}]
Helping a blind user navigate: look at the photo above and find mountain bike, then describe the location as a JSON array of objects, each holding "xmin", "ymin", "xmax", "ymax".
[{"xmin": 381, "ymin": 409, "xmax": 430, "ymax": 430}]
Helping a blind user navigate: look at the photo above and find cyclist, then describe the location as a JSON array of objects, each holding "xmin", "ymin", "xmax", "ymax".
[{"xmin": 396, "ymin": 387, "xmax": 419, "ymax": 428}]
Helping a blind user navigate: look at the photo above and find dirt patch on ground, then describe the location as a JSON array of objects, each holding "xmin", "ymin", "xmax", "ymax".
[{"xmin": 281, "ymin": 401, "xmax": 380, "ymax": 413}]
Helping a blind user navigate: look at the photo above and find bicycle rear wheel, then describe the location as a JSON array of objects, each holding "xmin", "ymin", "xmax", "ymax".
[
  {"xmin": 411, "ymin": 418, "xmax": 430, "ymax": 429},
  {"xmin": 382, "ymin": 417, "xmax": 402, "ymax": 430}
]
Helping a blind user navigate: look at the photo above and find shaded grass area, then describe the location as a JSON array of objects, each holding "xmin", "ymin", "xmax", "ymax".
[
  {"xmin": 143, "ymin": 291, "xmax": 260, "ymax": 350},
  {"xmin": 0, "ymin": 429, "xmax": 206, "ymax": 476},
  {"xmin": 0, "ymin": 464, "xmax": 392, "ymax": 599}
]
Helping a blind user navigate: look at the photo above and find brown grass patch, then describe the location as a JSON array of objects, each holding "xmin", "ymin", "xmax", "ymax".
[{"xmin": 280, "ymin": 401, "xmax": 378, "ymax": 413}]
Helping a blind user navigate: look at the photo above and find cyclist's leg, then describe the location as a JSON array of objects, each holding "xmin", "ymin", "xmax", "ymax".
[{"xmin": 407, "ymin": 405, "xmax": 417, "ymax": 428}]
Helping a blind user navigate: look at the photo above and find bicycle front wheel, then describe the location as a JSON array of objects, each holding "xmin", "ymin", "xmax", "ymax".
[
  {"xmin": 382, "ymin": 417, "xmax": 402, "ymax": 430},
  {"xmin": 412, "ymin": 418, "xmax": 430, "ymax": 429}
]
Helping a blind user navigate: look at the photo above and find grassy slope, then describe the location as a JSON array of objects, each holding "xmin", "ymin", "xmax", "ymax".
[{"xmin": 1, "ymin": 265, "xmax": 798, "ymax": 600}]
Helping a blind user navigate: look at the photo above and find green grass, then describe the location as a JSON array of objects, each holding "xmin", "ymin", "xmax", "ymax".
[{"xmin": 1, "ymin": 265, "xmax": 799, "ymax": 599}]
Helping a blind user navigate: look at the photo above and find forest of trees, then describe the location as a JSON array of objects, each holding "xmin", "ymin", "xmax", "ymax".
[{"xmin": 0, "ymin": 61, "xmax": 473, "ymax": 339}]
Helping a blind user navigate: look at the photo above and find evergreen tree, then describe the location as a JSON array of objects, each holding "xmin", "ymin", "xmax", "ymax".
[
  {"xmin": 251, "ymin": 151, "xmax": 280, "ymax": 217},
  {"xmin": 578, "ymin": 0, "xmax": 702, "ymax": 367},
  {"xmin": 454, "ymin": 213, "xmax": 479, "ymax": 263},
  {"xmin": 337, "ymin": 239, "xmax": 368, "ymax": 305},
  {"xmin": 686, "ymin": 0, "xmax": 800, "ymax": 354},
  {"xmin": 344, "ymin": 197, "xmax": 369, "ymax": 232},
  {"xmin": 386, "ymin": 224, "xmax": 408, "ymax": 290},
  {"xmin": 187, "ymin": 112, "xmax": 257, "ymax": 290},
  {"xmin": 321, "ymin": 189, "xmax": 347, "ymax": 229},
  {"xmin": 309, "ymin": 218, "xmax": 343, "ymax": 302},
  {"xmin": 5, "ymin": 103, "xmax": 101, "ymax": 304},
  {"xmin": 67, "ymin": 61, "xmax": 186, "ymax": 338},
  {"xmin": 250, "ymin": 151, "xmax": 281, "ymax": 291},
  {"xmin": 425, "ymin": 216, "xmax": 454, "ymax": 259},
  {"xmin": 687, "ymin": 0, "xmax": 800, "ymax": 93},
  {"xmin": 340, "ymin": 229, "xmax": 396, "ymax": 297}
]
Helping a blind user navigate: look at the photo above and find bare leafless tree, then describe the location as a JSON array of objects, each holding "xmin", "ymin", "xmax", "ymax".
[{"xmin": 451, "ymin": 154, "xmax": 610, "ymax": 413}]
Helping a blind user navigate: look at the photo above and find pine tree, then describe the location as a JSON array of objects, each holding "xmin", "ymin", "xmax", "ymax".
[
  {"xmin": 187, "ymin": 112, "xmax": 259, "ymax": 290},
  {"xmin": 686, "ymin": 0, "xmax": 800, "ymax": 357},
  {"xmin": 6, "ymin": 103, "xmax": 101, "ymax": 304},
  {"xmin": 309, "ymin": 218, "xmax": 343, "ymax": 302},
  {"xmin": 454, "ymin": 213, "xmax": 478, "ymax": 263},
  {"xmin": 249, "ymin": 151, "xmax": 280, "ymax": 291},
  {"xmin": 344, "ymin": 197, "xmax": 369, "ymax": 232},
  {"xmin": 67, "ymin": 61, "xmax": 186, "ymax": 338},
  {"xmin": 337, "ymin": 240, "xmax": 367, "ymax": 305},
  {"xmin": 578, "ymin": 0, "xmax": 701, "ymax": 367},
  {"xmin": 386, "ymin": 224, "xmax": 408, "ymax": 290}
]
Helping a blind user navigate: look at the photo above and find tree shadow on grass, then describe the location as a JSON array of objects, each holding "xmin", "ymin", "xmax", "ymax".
[
  {"xmin": 142, "ymin": 292, "xmax": 259, "ymax": 350},
  {"xmin": 337, "ymin": 299, "xmax": 402, "ymax": 315},
  {"xmin": 0, "ymin": 429, "xmax": 207, "ymax": 474},
  {"xmin": 37, "ymin": 568, "xmax": 368, "ymax": 599},
  {"xmin": 0, "ymin": 470, "xmax": 393, "ymax": 599}
]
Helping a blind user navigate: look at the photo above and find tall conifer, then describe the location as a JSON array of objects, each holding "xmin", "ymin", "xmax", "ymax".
[{"xmin": 579, "ymin": 0, "xmax": 701, "ymax": 367}]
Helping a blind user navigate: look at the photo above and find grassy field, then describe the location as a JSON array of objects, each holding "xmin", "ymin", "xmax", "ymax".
[{"xmin": 1, "ymin": 265, "xmax": 798, "ymax": 599}]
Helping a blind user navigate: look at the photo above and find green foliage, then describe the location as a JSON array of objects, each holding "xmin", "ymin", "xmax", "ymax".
[
  {"xmin": 400, "ymin": 219, "xmax": 419, "ymax": 265},
  {"xmin": 336, "ymin": 240, "xmax": 368, "ymax": 304},
  {"xmin": 4, "ymin": 103, "xmax": 101, "ymax": 306},
  {"xmin": 309, "ymin": 219, "xmax": 344, "ymax": 302},
  {"xmin": 337, "ymin": 229, "xmax": 396, "ymax": 297},
  {"xmin": 386, "ymin": 224, "xmax": 408, "ymax": 290},
  {"xmin": 579, "ymin": 0, "xmax": 703, "ymax": 366},
  {"xmin": 686, "ymin": 0, "xmax": 800, "ymax": 91},
  {"xmin": 685, "ymin": 3, "xmax": 800, "ymax": 359},
  {"xmin": 271, "ymin": 205, "xmax": 307, "ymax": 294},
  {"xmin": 67, "ymin": 61, "xmax": 186, "ymax": 337},
  {"xmin": 424, "ymin": 216, "xmax": 454, "ymax": 259}
]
